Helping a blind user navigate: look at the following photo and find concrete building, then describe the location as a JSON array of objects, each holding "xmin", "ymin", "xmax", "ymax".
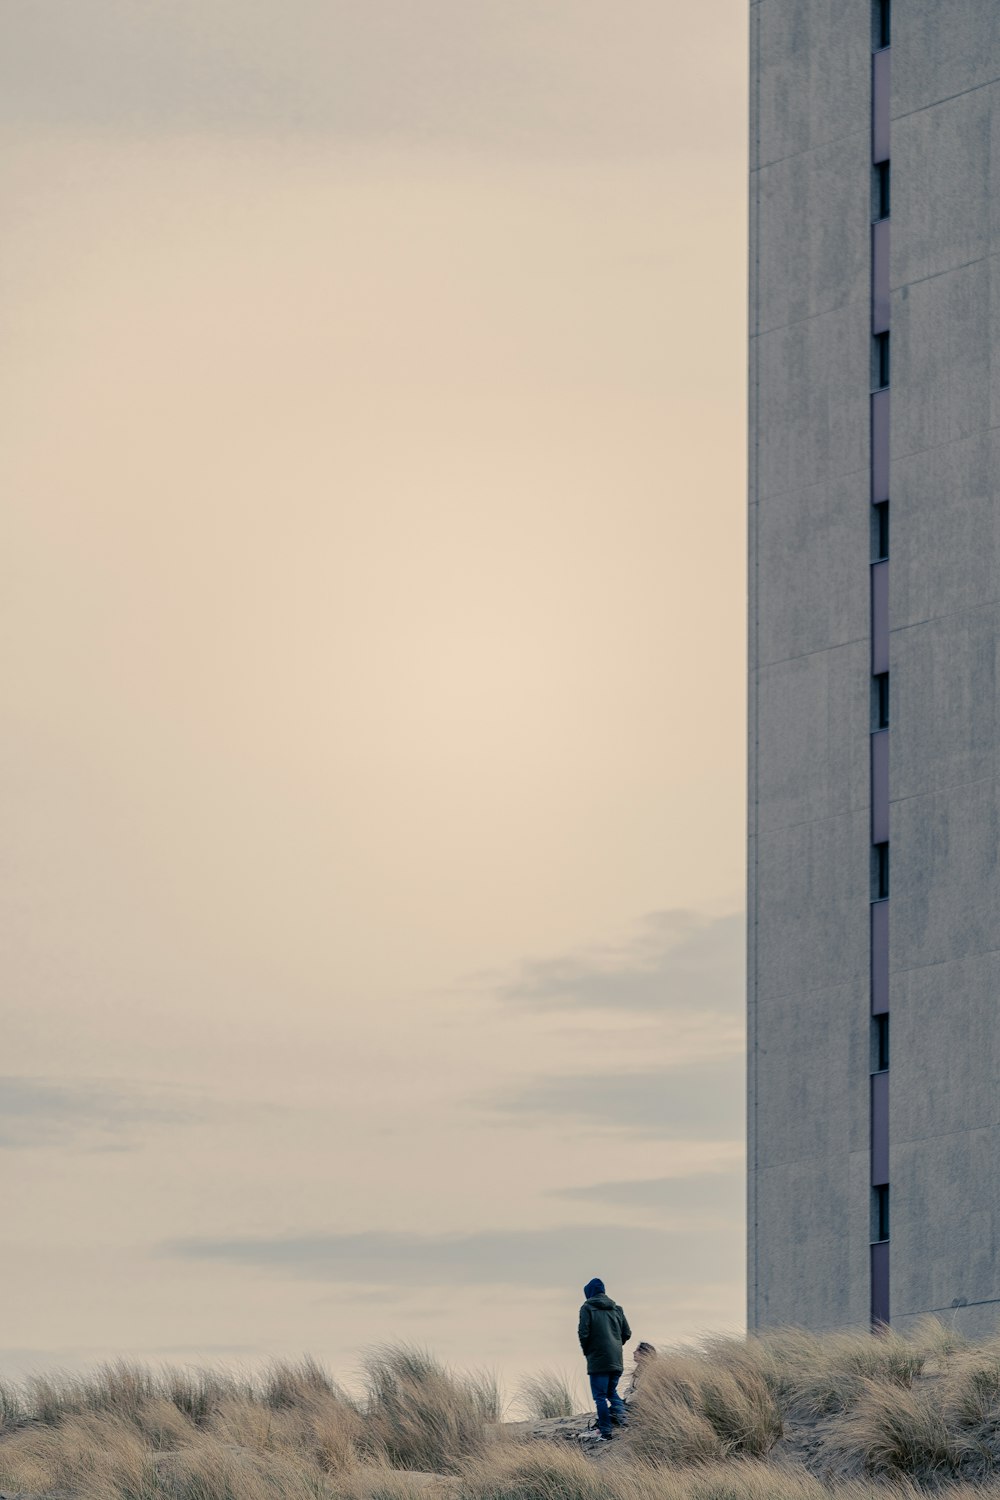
[{"xmin": 748, "ymin": 0, "xmax": 1000, "ymax": 1336}]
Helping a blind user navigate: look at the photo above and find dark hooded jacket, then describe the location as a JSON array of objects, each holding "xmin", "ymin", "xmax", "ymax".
[{"xmin": 578, "ymin": 1293, "xmax": 632, "ymax": 1375}]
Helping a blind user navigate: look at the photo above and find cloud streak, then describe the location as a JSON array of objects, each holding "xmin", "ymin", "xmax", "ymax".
[
  {"xmin": 481, "ymin": 909, "xmax": 743, "ymax": 1018},
  {"xmin": 550, "ymin": 1169, "xmax": 743, "ymax": 1226},
  {"xmin": 485, "ymin": 1057, "xmax": 744, "ymax": 1140},
  {"xmin": 161, "ymin": 1222, "xmax": 740, "ymax": 1292},
  {"xmin": 0, "ymin": 1076, "xmax": 206, "ymax": 1150},
  {"xmin": 0, "ymin": 1, "xmax": 738, "ymax": 159}
]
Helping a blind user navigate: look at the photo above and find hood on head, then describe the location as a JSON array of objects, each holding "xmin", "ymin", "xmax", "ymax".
[{"xmin": 583, "ymin": 1277, "xmax": 605, "ymax": 1299}]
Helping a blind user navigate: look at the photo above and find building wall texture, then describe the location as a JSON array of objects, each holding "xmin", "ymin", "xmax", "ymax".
[{"xmin": 748, "ymin": 0, "xmax": 1000, "ymax": 1336}]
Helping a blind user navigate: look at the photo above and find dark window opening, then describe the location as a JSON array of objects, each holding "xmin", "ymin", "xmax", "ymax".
[
  {"xmin": 874, "ymin": 331, "xmax": 890, "ymax": 390},
  {"xmin": 873, "ymin": 501, "xmax": 889, "ymax": 561},
  {"xmin": 875, "ymin": 161, "xmax": 891, "ymax": 221},
  {"xmin": 875, "ymin": 0, "xmax": 891, "ymax": 50},
  {"xmin": 873, "ymin": 842, "xmax": 890, "ymax": 901},
  {"xmin": 874, "ymin": 672, "xmax": 890, "ymax": 730},
  {"xmin": 873, "ymin": 1184, "xmax": 890, "ymax": 1242},
  {"xmin": 873, "ymin": 1013, "xmax": 890, "ymax": 1072}
]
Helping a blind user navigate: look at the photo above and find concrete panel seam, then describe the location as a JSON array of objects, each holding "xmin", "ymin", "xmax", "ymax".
[
  {"xmin": 894, "ymin": 252, "xmax": 993, "ymax": 296},
  {"xmin": 886, "ymin": 942, "xmax": 1000, "ymax": 984},
  {"xmin": 888, "ymin": 772, "xmax": 996, "ymax": 808},
  {"xmin": 750, "ymin": 461, "xmax": 871, "ymax": 505},
  {"xmin": 753, "ymin": 634, "xmax": 871, "ymax": 671},
  {"xmin": 756, "ymin": 801, "xmax": 871, "ymax": 835},
  {"xmin": 893, "ymin": 1123, "xmax": 1000, "ymax": 1149},
  {"xmin": 753, "ymin": 296, "xmax": 874, "ymax": 340},
  {"xmin": 897, "ymin": 1297, "xmax": 1000, "ymax": 1318},
  {"xmin": 754, "ymin": 126, "xmax": 871, "ymax": 175},
  {"xmin": 890, "ymin": 419, "xmax": 1000, "ymax": 469},
  {"xmin": 757, "ymin": 976, "xmax": 869, "ymax": 1006},
  {"xmin": 890, "ymin": 606, "xmax": 1000, "ymax": 638},
  {"xmin": 754, "ymin": 1152, "xmax": 865, "ymax": 1174},
  {"xmin": 893, "ymin": 78, "xmax": 1000, "ymax": 127}
]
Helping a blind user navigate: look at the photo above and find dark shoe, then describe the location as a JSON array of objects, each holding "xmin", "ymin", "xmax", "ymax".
[
  {"xmin": 598, "ymin": 1430, "xmax": 614, "ymax": 1441},
  {"xmin": 610, "ymin": 1414, "xmax": 629, "ymax": 1428}
]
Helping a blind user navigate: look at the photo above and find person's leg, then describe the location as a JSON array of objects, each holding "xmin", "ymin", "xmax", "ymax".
[
  {"xmin": 589, "ymin": 1372, "xmax": 612, "ymax": 1436},
  {"xmin": 608, "ymin": 1373, "xmax": 628, "ymax": 1425}
]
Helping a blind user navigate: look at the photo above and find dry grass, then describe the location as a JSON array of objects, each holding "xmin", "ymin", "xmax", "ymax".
[
  {"xmin": 457, "ymin": 1444, "xmax": 608, "ymax": 1500},
  {"xmin": 761, "ymin": 1327, "xmax": 927, "ymax": 1419},
  {"xmin": 824, "ymin": 1376, "xmax": 954, "ymax": 1479},
  {"xmin": 8, "ymin": 1323, "xmax": 1000, "ymax": 1498},
  {"xmin": 0, "ymin": 1363, "xmax": 255, "ymax": 1436},
  {"xmin": 362, "ymin": 1345, "xmax": 492, "ymax": 1473},
  {"xmin": 629, "ymin": 1348, "xmax": 782, "ymax": 1463},
  {"xmin": 0, "ymin": 1410, "xmax": 160, "ymax": 1500},
  {"xmin": 0, "ymin": 1354, "xmax": 444, "ymax": 1499},
  {"xmin": 815, "ymin": 1331, "xmax": 1000, "ymax": 1481},
  {"xmin": 456, "ymin": 1444, "xmax": 999, "ymax": 1500},
  {"xmin": 622, "ymin": 1317, "xmax": 1000, "ymax": 1482},
  {"xmin": 464, "ymin": 1371, "xmax": 506, "ymax": 1425},
  {"xmin": 515, "ymin": 1372, "xmax": 579, "ymax": 1422}
]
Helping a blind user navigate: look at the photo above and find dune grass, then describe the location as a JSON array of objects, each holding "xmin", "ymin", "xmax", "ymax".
[
  {"xmin": 362, "ymin": 1345, "xmax": 491, "ymax": 1472},
  {"xmin": 815, "ymin": 1334, "xmax": 1000, "ymax": 1481},
  {"xmin": 6, "ymin": 1324, "xmax": 1000, "ymax": 1498},
  {"xmin": 756, "ymin": 1325, "xmax": 928, "ymax": 1419},
  {"xmin": 455, "ymin": 1445, "xmax": 955, "ymax": 1500},
  {"xmin": 515, "ymin": 1371, "xmax": 580, "ymax": 1422}
]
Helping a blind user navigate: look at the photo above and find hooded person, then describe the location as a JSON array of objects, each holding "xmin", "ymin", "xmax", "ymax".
[{"xmin": 577, "ymin": 1277, "xmax": 632, "ymax": 1440}]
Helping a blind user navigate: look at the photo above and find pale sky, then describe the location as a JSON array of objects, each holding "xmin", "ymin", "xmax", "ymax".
[{"xmin": 1, "ymin": 1, "xmax": 748, "ymax": 1397}]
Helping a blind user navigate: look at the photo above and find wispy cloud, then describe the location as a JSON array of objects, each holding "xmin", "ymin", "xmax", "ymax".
[
  {"xmin": 485, "ymin": 1057, "xmax": 744, "ymax": 1140},
  {"xmin": 161, "ymin": 1222, "xmax": 740, "ymax": 1292},
  {"xmin": 0, "ymin": 2, "xmax": 734, "ymax": 160},
  {"xmin": 550, "ymin": 1168, "xmax": 743, "ymax": 1227},
  {"xmin": 0, "ymin": 1077, "xmax": 206, "ymax": 1150},
  {"xmin": 479, "ymin": 909, "xmax": 743, "ymax": 1017}
]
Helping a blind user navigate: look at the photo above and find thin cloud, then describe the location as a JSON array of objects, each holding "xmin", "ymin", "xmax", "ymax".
[
  {"xmin": 485, "ymin": 1057, "xmax": 744, "ymax": 1140},
  {"xmin": 0, "ymin": 1, "xmax": 739, "ymax": 159},
  {"xmin": 550, "ymin": 1169, "xmax": 744, "ymax": 1226},
  {"xmin": 0, "ymin": 1076, "xmax": 206, "ymax": 1150},
  {"xmin": 161, "ymin": 1222, "xmax": 740, "ymax": 1292},
  {"xmin": 481, "ymin": 909, "xmax": 743, "ymax": 1017}
]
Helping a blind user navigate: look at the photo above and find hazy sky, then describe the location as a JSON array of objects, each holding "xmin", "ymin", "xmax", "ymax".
[{"xmin": 1, "ymin": 1, "xmax": 747, "ymax": 1396}]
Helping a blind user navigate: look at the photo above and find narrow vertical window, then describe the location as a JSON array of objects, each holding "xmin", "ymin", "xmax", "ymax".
[
  {"xmin": 874, "ymin": 331, "xmax": 890, "ymax": 390},
  {"xmin": 873, "ymin": 1013, "xmax": 890, "ymax": 1072},
  {"xmin": 873, "ymin": 842, "xmax": 890, "ymax": 901},
  {"xmin": 873, "ymin": 501, "xmax": 889, "ymax": 561},
  {"xmin": 876, "ymin": 0, "xmax": 891, "ymax": 50},
  {"xmin": 873, "ymin": 672, "xmax": 889, "ymax": 729},
  {"xmin": 873, "ymin": 1184, "xmax": 890, "ymax": 1242},
  {"xmin": 874, "ymin": 161, "xmax": 891, "ymax": 221}
]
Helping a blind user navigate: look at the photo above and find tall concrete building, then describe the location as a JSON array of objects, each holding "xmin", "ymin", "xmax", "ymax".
[{"xmin": 748, "ymin": 0, "xmax": 1000, "ymax": 1336}]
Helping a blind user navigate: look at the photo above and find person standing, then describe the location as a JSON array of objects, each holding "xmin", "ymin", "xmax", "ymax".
[{"xmin": 577, "ymin": 1277, "xmax": 631, "ymax": 1440}]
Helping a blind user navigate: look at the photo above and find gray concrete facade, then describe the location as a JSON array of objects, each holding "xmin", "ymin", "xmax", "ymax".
[{"xmin": 749, "ymin": 0, "xmax": 1000, "ymax": 1335}]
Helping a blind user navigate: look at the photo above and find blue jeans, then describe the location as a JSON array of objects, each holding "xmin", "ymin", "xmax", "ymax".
[{"xmin": 589, "ymin": 1371, "xmax": 625, "ymax": 1434}]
